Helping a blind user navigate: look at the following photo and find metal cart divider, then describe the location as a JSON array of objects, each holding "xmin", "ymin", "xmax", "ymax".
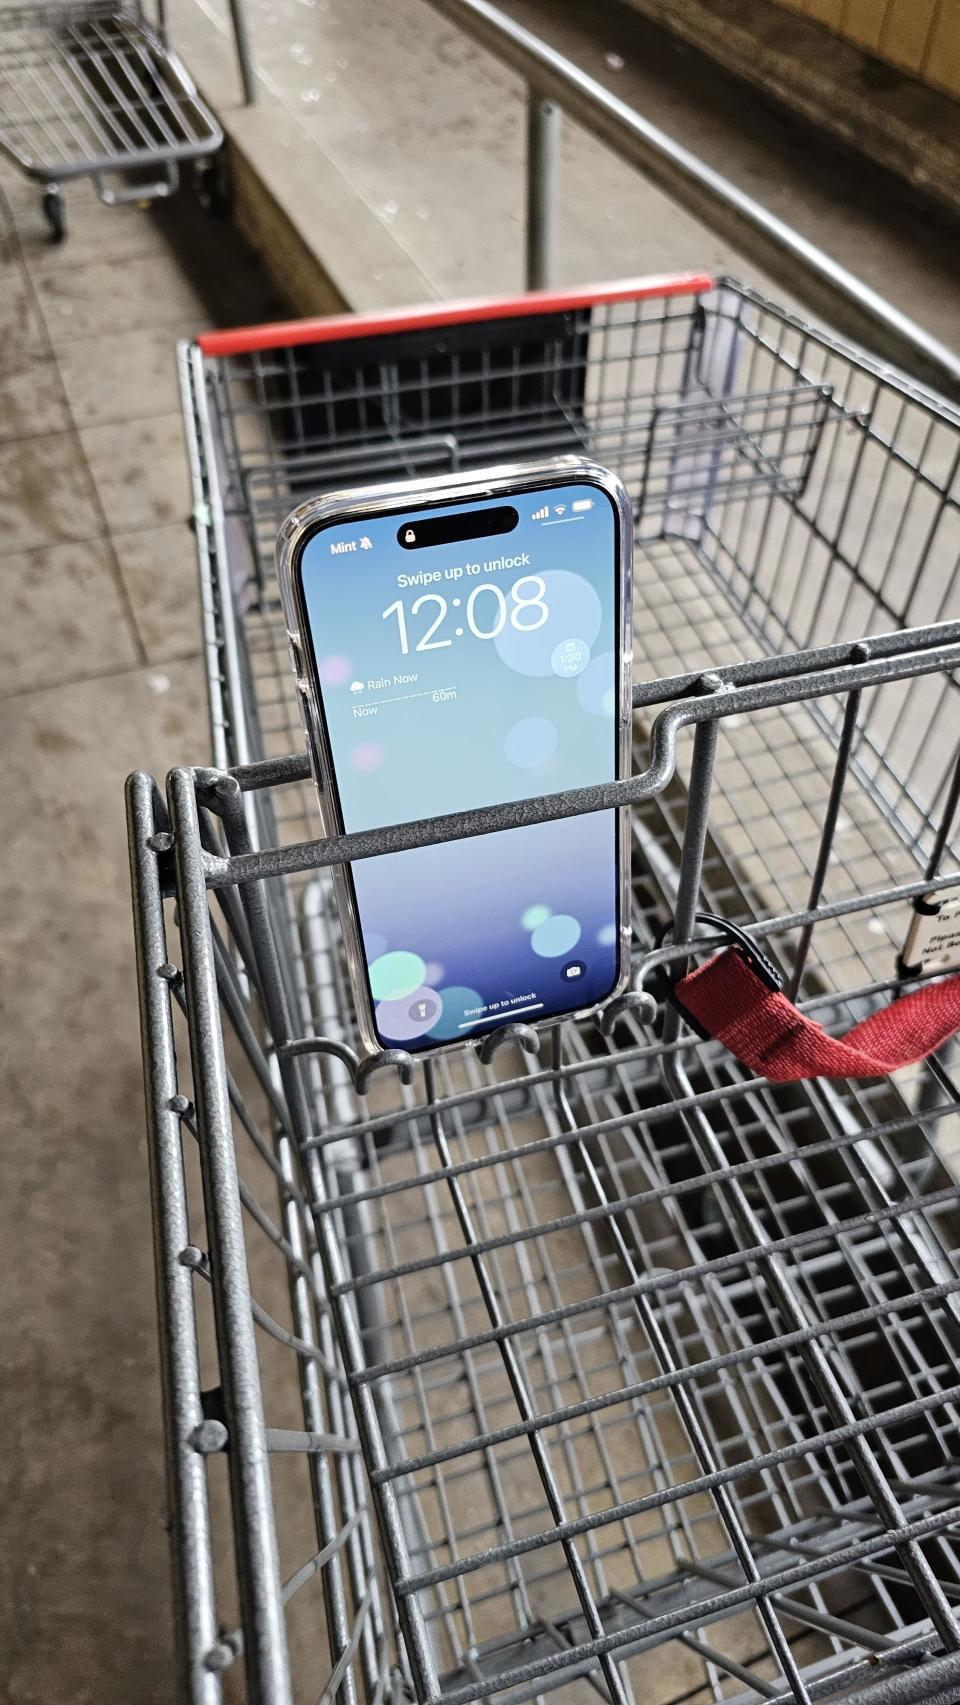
[
  {"xmin": 134, "ymin": 274, "xmax": 960, "ymax": 1701},
  {"xmin": 0, "ymin": 0, "xmax": 226, "ymax": 237}
]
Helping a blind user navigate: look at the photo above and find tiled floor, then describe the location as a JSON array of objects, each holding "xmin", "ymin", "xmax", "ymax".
[{"xmin": 0, "ymin": 167, "xmax": 282, "ymax": 1703}]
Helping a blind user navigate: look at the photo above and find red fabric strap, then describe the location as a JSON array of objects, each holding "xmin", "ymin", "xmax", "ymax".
[{"xmin": 675, "ymin": 948, "xmax": 960, "ymax": 1081}]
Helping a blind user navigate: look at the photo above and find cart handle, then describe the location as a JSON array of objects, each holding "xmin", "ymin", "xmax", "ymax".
[{"xmin": 195, "ymin": 272, "xmax": 714, "ymax": 358}]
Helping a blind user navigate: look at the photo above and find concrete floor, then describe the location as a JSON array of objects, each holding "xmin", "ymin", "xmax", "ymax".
[
  {"xmin": 1, "ymin": 0, "xmax": 959, "ymax": 1699},
  {"xmin": 0, "ymin": 170, "xmax": 281, "ymax": 1702}
]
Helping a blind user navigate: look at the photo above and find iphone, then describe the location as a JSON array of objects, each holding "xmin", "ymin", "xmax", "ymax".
[{"xmin": 276, "ymin": 456, "xmax": 632, "ymax": 1057}]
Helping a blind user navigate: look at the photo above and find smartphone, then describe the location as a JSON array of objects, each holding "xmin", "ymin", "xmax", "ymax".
[{"xmin": 277, "ymin": 457, "xmax": 632, "ymax": 1059}]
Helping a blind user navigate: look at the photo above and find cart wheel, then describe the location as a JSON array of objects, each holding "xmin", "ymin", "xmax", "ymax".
[{"xmin": 42, "ymin": 187, "xmax": 66, "ymax": 242}]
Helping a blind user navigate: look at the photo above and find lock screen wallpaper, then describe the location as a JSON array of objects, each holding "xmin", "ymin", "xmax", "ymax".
[{"xmin": 298, "ymin": 480, "xmax": 624, "ymax": 1049}]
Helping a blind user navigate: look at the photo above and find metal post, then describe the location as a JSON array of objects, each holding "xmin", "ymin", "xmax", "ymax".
[
  {"xmin": 126, "ymin": 772, "xmax": 221, "ymax": 1705},
  {"xmin": 225, "ymin": 0, "xmax": 257, "ymax": 105},
  {"xmin": 166, "ymin": 766, "xmax": 293, "ymax": 1705},
  {"xmin": 526, "ymin": 87, "xmax": 560, "ymax": 290},
  {"xmin": 660, "ymin": 706, "xmax": 721, "ymax": 1050}
]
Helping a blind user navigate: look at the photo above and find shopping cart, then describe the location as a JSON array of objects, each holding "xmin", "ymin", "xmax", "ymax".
[
  {"xmin": 130, "ymin": 274, "xmax": 960, "ymax": 1704},
  {"xmin": 0, "ymin": 0, "xmax": 222, "ymax": 238}
]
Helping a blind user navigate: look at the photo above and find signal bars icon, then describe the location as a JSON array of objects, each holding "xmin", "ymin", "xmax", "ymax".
[{"xmin": 531, "ymin": 504, "xmax": 549, "ymax": 521}]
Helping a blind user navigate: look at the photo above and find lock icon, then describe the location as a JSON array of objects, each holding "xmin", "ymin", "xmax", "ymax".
[{"xmin": 404, "ymin": 528, "xmax": 416, "ymax": 543}]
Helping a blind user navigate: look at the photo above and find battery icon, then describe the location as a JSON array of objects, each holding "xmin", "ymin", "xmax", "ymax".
[{"xmin": 572, "ymin": 497, "xmax": 594, "ymax": 512}]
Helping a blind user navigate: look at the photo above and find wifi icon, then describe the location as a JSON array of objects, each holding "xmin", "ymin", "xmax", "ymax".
[{"xmin": 554, "ymin": 504, "xmax": 566, "ymax": 516}]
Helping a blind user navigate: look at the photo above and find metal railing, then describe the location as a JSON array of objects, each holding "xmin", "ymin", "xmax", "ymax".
[
  {"xmin": 228, "ymin": 0, "xmax": 256, "ymax": 106},
  {"xmin": 421, "ymin": 0, "xmax": 960, "ymax": 403}
]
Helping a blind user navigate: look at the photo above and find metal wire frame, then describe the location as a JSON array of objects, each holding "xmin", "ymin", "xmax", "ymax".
[
  {"xmin": 158, "ymin": 278, "xmax": 960, "ymax": 1700},
  {"xmin": 130, "ymin": 622, "xmax": 960, "ymax": 1705},
  {"xmin": 180, "ymin": 287, "xmax": 959, "ymax": 1062},
  {"xmin": 184, "ymin": 278, "xmax": 960, "ymax": 869},
  {"xmin": 0, "ymin": 0, "xmax": 220, "ymax": 192}
]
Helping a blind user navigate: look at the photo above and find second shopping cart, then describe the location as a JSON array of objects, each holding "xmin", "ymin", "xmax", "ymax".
[{"xmin": 0, "ymin": 0, "xmax": 238, "ymax": 237}]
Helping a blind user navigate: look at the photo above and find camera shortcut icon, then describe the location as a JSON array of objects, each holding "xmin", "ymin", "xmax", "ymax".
[{"xmin": 561, "ymin": 960, "xmax": 587, "ymax": 982}]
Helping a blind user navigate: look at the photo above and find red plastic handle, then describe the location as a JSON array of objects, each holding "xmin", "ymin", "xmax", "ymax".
[{"xmin": 196, "ymin": 272, "xmax": 714, "ymax": 358}]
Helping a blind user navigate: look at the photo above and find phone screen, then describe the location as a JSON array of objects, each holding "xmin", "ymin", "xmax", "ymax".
[{"xmin": 296, "ymin": 477, "xmax": 625, "ymax": 1050}]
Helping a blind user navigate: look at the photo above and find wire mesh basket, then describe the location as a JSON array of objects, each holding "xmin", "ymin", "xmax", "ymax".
[
  {"xmin": 0, "ymin": 0, "xmax": 221, "ymax": 236},
  {"xmin": 132, "ymin": 274, "xmax": 960, "ymax": 1704}
]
